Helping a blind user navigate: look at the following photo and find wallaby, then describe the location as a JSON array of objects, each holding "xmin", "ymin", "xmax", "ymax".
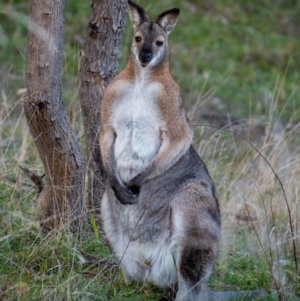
[{"xmin": 100, "ymin": 1, "xmax": 265, "ymax": 301}]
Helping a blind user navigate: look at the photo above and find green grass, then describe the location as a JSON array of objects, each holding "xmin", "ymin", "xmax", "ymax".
[
  {"xmin": 0, "ymin": 211, "xmax": 279, "ymax": 300},
  {"xmin": 1, "ymin": 0, "xmax": 300, "ymax": 300},
  {"xmin": 0, "ymin": 221, "xmax": 162, "ymax": 300},
  {"xmin": 1, "ymin": 0, "xmax": 300, "ymax": 121}
]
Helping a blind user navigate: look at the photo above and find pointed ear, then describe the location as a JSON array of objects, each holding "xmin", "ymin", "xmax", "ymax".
[
  {"xmin": 128, "ymin": 0, "xmax": 150, "ymax": 29},
  {"xmin": 156, "ymin": 8, "xmax": 180, "ymax": 34}
]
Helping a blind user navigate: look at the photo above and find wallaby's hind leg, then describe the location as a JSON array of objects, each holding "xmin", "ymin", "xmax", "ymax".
[
  {"xmin": 172, "ymin": 181, "xmax": 220, "ymax": 301},
  {"xmin": 176, "ymin": 247, "xmax": 215, "ymax": 301}
]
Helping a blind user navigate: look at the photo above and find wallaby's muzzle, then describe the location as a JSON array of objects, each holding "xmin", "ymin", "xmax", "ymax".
[
  {"xmin": 139, "ymin": 45, "xmax": 152, "ymax": 66},
  {"xmin": 139, "ymin": 52, "xmax": 152, "ymax": 66}
]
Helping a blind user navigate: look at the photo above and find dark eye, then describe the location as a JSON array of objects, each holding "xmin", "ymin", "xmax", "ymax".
[
  {"xmin": 135, "ymin": 36, "xmax": 142, "ymax": 42},
  {"xmin": 156, "ymin": 41, "xmax": 163, "ymax": 46}
]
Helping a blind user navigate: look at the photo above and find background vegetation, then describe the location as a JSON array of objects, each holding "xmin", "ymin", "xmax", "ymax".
[{"xmin": 0, "ymin": 0, "xmax": 299, "ymax": 300}]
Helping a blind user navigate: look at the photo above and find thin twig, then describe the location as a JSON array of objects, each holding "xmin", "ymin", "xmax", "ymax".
[
  {"xmin": 243, "ymin": 197, "xmax": 282, "ymax": 300},
  {"xmin": 19, "ymin": 165, "xmax": 44, "ymax": 194},
  {"xmin": 255, "ymin": 184, "xmax": 274, "ymax": 273}
]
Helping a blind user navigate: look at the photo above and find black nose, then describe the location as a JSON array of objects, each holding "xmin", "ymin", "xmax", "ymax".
[{"xmin": 139, "ymin": 51, "xmax": 152, "ymax": 65}]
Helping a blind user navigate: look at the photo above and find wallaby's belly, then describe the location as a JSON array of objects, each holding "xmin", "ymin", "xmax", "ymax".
[
  {"xmin": 113, "ymin": 95, "xmax": 161, "ymax": 183},
  {"xmin": 101, "ymin": 191, "xmax": 177, "ymax": 288},
  {"xmin": 114, "ymin": 225, "xmax": 177, "ymax": 287}
]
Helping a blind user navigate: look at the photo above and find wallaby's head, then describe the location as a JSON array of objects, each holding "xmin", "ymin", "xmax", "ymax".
[{"xmin": 128, "ymin": 1, "xmax": 180, "ymax": 68}]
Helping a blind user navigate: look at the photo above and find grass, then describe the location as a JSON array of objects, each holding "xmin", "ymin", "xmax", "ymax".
[{"xmin": 0, "ymin": 0, "xmax": 300, "ymax": 300}]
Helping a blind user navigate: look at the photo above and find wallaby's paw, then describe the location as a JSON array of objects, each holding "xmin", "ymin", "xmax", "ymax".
[
  {"xmin": 112, "ymin": 185, "xmax": 138, "ymax": 205},
  {"xmin": 110, "ymin": 176, "xmax": 138, "ymax": 205}
]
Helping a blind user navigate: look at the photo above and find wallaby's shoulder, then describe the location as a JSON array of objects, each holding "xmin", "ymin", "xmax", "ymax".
[
  {"xmin": 101, "ymin": 70, "xmax": 134, "ymax": 109},
  {"xmin": 151, "ymin": 69, "xmax": 179, "ymax": 91},
  {"xmin": 104, "ymin": 68, "xmax": 133, "ymax": 94}
]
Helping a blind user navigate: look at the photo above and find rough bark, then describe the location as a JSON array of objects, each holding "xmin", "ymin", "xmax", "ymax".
[
  {"xmin": 24, "ymin": 0, "xmax": 86, "ymax": 231},
  {"xmin": 78, "ymin": 0, "xmax": 128, "ymax": 217}
]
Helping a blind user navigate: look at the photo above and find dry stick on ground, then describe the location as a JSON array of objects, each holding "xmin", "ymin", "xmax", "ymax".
[
  {"xmin": 78, "ymin": 0, "xmax": 127, "ymax": 219},
  {"xmin": 24, "ymin": 0, "xmax": 86, "ymax": 231}
]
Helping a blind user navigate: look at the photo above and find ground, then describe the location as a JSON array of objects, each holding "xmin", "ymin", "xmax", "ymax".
[{"xmin": 0, "ymin": 0, "xmax": 299, "ymax": 300}]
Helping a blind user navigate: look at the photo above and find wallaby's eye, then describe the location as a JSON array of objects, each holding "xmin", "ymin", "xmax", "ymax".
[
  {"xmin": 135, "ymin": 36, "xmax": 142, "ymax": 42},
  {"xmin": 156, "ymin": 41, "xmax": 163, "ymax": 47}
]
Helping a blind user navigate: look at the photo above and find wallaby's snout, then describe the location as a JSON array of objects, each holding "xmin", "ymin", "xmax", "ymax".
[{"xmin": 139, "ymin": 44, "xmax": 152, "ymax": 66}]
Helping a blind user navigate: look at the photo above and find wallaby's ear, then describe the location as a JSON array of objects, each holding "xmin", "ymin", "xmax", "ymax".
[
  {"xmin": 156, "ymin": 8, "xmax": 180, "ymax": 34},
  {"xmin": 128, "ymin": 0, "xmax": 150, "ymax": 29}
]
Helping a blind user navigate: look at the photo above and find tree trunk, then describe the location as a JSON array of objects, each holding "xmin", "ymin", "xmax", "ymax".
[
  {"xmin": 78, "ymin": 0, "xmax": 128, "ymax": 218},
  {"xmin": 24, "ymin": 0, "xmax": 86, "ymax": 231}
]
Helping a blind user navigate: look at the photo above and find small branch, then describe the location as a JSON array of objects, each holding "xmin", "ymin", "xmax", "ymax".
[{"xmin": 19, "ymin": 165, "xmax": 44, "ymax": 194}]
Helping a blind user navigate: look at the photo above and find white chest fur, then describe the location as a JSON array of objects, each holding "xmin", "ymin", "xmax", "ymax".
[{"xmin": 112, "ymin": 72, "xmax": 162, "ymax": 183}]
